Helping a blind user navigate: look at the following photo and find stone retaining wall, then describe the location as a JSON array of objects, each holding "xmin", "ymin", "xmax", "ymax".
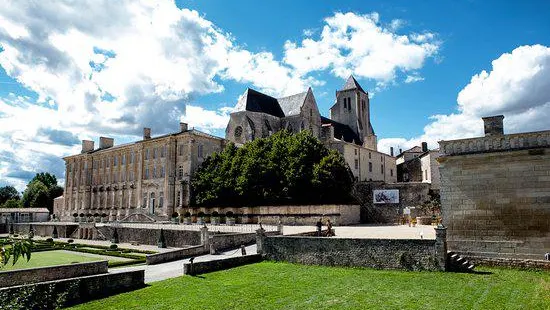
[
  {"xmin": 464, "ymin": 256, "xmax": 550, "ymax": 270},
  {"xmin": 259, "ymin": 231, "xmax": 447, "ymax": 271},
  {"xmin": 0, "ymin": 269, "xmax": 144, "ymax": 308},
  {"xmin": 13, "ymin": 223, "xmax": 79, "ymax": 238},
  {"xmin": 146, "ymin": 245, "xmax": 208, "ymax": 265},
  {"xmin": 97, "ymin": 226, "xmax": 202, "ymax": 247},
  {"xmin": 0, "ymin": 260, "xmax": 108, "ymax": 288},
  {"xmin": 183, "ymin": 254, "xmax": 262, "ymax": 275}
]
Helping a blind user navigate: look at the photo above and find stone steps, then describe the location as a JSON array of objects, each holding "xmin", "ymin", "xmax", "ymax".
[{"xmin": 447, "ymin": 251, "xmax": 475, "ymax": 272}]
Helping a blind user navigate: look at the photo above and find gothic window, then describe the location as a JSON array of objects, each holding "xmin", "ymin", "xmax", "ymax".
[
  {"xmin": 381, "ymin": 164, "xmax": 384, "ymax": 174},
  {"xmin": 130, "ymin": 152, "xmax": 134, "ymax": 164},
  {"xmin": 143, "ymin": 195, "xmax": 147, "ymax": 208},
  {"xmin": 234, "ymin": 126, "xmax": 243, "ymax": 138},
  {"xmin": 161, "ymin": 146, "xmax": 166, "ymax": 158},
  {"xmin": 354, "ymin": 159, "xmax": 359, "ymax": 170},
  {"xmin": 369, "ymin": 152, "xmax": 371, "ymax": 159},
  {"xmin": 122, "ymin": 154, "xmax": 126, "ymax": 165},
  {"xmin": 145, "ymin": 167, "xmax": 149, "ymax": 179},
  {"xmin": 153, "ymin": 148, "xmax": 157, "ymax": 159},
  {"xmin": 369, "ymin": 162, "xmax": 372, "ymax": 172},
  {"xmin": 178, "ymin": 166, "xmax": 184, "ymax": 180},
  {"xmin": 264, "ymin": 120, "xmax": 272, "ymax": 136},
  {"xmin": 159, "ymin": 192, "xmax": 164, "ymax": 208},
  {"xmin": 161, "ymin": 166, "xmax": 165, "ymax": 178},
  {"xmin": 179, "ymin": 144, "xmax": 184, "ymax": 156},
  {"xmin": 390, "ymin": 169, "xmax": 393, "ymax": 177},
  {"xmin": 198, "ymin": 144, "xmax": 204, "ymax": 158},
  {"xmin": 145, "ymin": 148, "xmax": 149, "ymax": 160},
  {"xmin": 153, "ymin": 166, "xmax": 157, "ymax": 178},
  {"xmin": 246, "ymin": 116, "xmax": 255, "ymax": 140}
]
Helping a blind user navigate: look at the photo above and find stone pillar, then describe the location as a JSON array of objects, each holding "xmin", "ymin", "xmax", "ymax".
[
  {"xmin": 277, "ymin": 220, "xmax": 283, "ymax": 235},
  {"xmin": 200, "ymin": 225, "xmax": 209, "ymax": 249},
  {"xmin": 434, "ymin": 225, "xmax": 448, "ymax": 271},
  {"xmin": 256, "ymin": 228, "xmax": 266, "ymax": 255}
]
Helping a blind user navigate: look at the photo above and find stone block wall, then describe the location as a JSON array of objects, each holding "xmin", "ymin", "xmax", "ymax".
[
  {"xmin": 353, "ymin": 182, "xmax": 432, "ymax": 223},
  {"xmin": 261, "ymin": 236, "xmax": 442, "ymax": 271},
  {"xmin": 13, "ymin": 223, "xmax": 79, "ymax": 238},
  {"xmin": 183, "ymin": 254, "xmax": 262, "ymax": 275},
  {"xmin": 96, "ymin": 226, "xmax": 201, "ymax": 247},
  {"xmin": 0, "ymin": 261, "xmax": 108, "ymax": 288},
  {"xmin": 439, "ymin": 133, "xmax": 550, "ymax": 260}
]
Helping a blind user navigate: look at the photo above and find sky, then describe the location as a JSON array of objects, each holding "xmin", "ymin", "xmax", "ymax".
[{"xmin": 1, "ymin": 0, "xmax": 550, "ymax": 190}]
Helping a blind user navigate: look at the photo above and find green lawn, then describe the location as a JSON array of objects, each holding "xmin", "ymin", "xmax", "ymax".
[
  {"xmin": 71, "ymin": 262, "xmax": 549, "ymax": 310},
  {"xmin": 0, "ymin": 250, "xmax": 126, "ymax": 271}
]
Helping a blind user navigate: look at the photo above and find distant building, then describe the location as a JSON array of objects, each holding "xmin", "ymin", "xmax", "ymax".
[
  {"xmin": 396, "ymin": 142, "xmax": 440, "ymax": 191},
  {"xmin": 57, "ymin": 123, "xmax": 225, "ymax": 221},
  {"xmin": 0, "ymin": 208, "xmax": 49, "ymax": 223},
  {"xmin": 225, "ymin": 76, "xmax": 396, "ymax": 183}
]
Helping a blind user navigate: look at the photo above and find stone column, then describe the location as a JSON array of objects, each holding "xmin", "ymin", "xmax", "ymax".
[
  {"xmin": 434, "ymin": 225, "xmax": 448, "ymax": 271},
  {"xmin": 256, "ymin": 227, "xmax": 266, "ymax": 255},
  {"xmin": 200, "ymin": 225, "xmax": 209, "ymax": 249}
]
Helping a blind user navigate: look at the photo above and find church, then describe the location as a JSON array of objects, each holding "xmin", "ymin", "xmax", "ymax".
[{"xmin": 226, "ymin": 76, "xmax": 396, "ymax": 183}]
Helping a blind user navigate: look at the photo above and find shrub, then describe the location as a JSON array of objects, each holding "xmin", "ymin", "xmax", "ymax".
[
  {"xmin": 67, "ymin": 239, "xmax": 74, "ymax": 244},
  {"xmin": 171, "ymin": 212, "xmax": 179, "ymax": 218},
  {"xmin": 45, "ymin": 238, "xmax": 54, "ymax": 243},
  {"xmin": 109, "ymin": 244, "xmax": 118, "ymax": 250}
]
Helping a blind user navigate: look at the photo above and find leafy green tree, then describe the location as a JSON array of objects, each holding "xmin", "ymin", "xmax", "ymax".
[
  {"xmin": 21, "ymin": 172, "xmax": 63, "ymax": 212},
  {"xmin": 0, "ymin": 186, "xmax": 20, "ymax": 206},
  {"xmin": 192, "ymin": 130, "xmax": 354, "ymax": 206},
  {"xmin": 0, "ymin": 237, "xmax": 32, "ymax": 268},
  {"xmin": 2, "ymin": 198, "xmax": 22, "ymax": 208}
]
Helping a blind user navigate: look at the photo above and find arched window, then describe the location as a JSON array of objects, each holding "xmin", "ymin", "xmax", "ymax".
[{"xmin": 178, "ymin": 166, "xmax": 184, "ymax": 180}]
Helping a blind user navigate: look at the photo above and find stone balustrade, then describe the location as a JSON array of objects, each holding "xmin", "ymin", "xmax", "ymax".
[{"xmin": 439, "ymin": 130, "xmax": 550, "ymax": 156}]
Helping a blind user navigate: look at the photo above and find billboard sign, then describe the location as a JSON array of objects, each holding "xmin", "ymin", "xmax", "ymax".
[{"xmin": 373, "ymin": 189, "xmax": 399, "ymax": 204}]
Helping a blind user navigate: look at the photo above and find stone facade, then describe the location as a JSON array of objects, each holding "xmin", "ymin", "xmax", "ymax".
[
  {"xmin": 57, "ymin": 123, "xmax": 225, "ymax": 221},
  {"xmin": 225, "ymin": 76, "xmax": 396, "ymax": 183},
  {"xmin": 438, "ymin": 115, "xmax": 550, "ymax": 260}
]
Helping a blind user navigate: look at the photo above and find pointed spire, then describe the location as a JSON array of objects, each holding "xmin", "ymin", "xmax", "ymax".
[{"xmin": 340, "ymin": 75, "xmax": 366, "ymax": 94}]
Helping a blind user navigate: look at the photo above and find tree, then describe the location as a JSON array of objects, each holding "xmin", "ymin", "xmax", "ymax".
[
  {"xmin": 21, "ymin": 172, "xmax": 63, "ymax": 213},
  {"xmin": 0, "ymin": 237, "xmax": 32, "ymax": 268},
  {"xmin": 0, "ymin": 186, "xmax": 20, "ymax": 206},
  {"xmin": 2, "ymin": 199, "xmax": 22, "ymax": 208},
  {"xmin": 191, "ymin": 130, "xmax": 354, "ymax": 206}
]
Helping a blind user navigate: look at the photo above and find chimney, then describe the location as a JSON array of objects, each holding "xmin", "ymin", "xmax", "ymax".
[
  {"xmin": 390, "ymin": 147, "xmax": 394, "ymax": 157},
  {"xmin": 482, "ymin": 115, "xmax": 504, "ymax": 136},
  {"xmin": 421, "ymin": 142, "xmax": 428, "ymax": 152},
  {"xmin": 143, "ymin": 127, "xmax": 151, "ymax": 140},
  {"xmin": 81, "ymin": 140, "xmax": 94, "ymax": 153},
  {"xmin": 180, "ymin": 122, "xmax": 188, "ymax": 132},
  {"xmin": 399, "ymin": 148, "xmax": 402, "ymax": 154},
  {"xmin": 99, "ymin": 137, "xmax": 114, "ymax": 149}
]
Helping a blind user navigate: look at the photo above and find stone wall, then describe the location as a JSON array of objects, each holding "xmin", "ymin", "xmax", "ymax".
[
  {"xmin": 183, "ymin": 254, "xmax": 263, "ymax": 275},
  {"xmin": 96, "ymin": 226, "xmax": 201, "ymax": 247},
  {"xmin": 0, "ymin": 260, "xmax": 108, "ymax": 288},
  {"xmin": 439, "ymin": 130, "xmax": 550, "ymax": 260},
  {"xmin": 146, "ymin": 245, "xmax": 208, "ymax": 265},
  {"xmin": 13, "ymin": 223, "xmax": 79, "ymax": 238},
  {"xmin": 261, "ymin": 235, "xmax": 443, "ymax": 271},
  {"xmin": 353, "ymin": 182, "xmax": 432, "ymax": 223},
  {"xmin": 210, "ymin": 233, "xmax": 256, "ymax": 252},
  {"xmin": 0, "ymin": 269, "xmax": 144, "ymax": 308},
  {"xmin": 191, "ymin": 204, "xmax": 361, "ymax": 226}
]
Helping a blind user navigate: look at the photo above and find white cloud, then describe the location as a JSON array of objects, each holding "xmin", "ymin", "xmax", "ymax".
[
  {"xmin": 181, "ymin": 105, "xmax": 233, "ymax": 133},
  {"xmin": 283, "ymin": 12, "xmax": 440, "ymax": 83},
  {"xmin": 404, "ymin": 73, "xmax": 424, "ymax": 83},
  {"xmin": 379, "ymin": 45, "xmax": 550, "ymax": 153}
]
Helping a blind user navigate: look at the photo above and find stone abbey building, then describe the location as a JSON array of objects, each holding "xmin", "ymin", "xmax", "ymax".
[
  {"xmin": 57, "ymin": 76, "xmax": 396, "ymax": 221},
  {"xmin": 58, "ymin": 124, "xmax": 225, "ymax": 221},
  {"xmin": 226, "ymin": 76, "xmax": 396, "ymax": 183}
]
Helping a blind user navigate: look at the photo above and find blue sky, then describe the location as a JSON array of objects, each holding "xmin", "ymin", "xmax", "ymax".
[{"xmin": 1, "ymin": 0, "xmax": 550, "ymax": 190}]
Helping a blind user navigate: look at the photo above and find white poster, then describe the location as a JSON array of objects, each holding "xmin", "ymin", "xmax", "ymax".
[{"xmin": 373, "ymin": 189, "xmax": 399, "ymax": 204}]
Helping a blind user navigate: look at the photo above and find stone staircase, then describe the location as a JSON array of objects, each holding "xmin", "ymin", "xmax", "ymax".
[{"xmin": 447, "ymin": 251, "xmax": 475, "ymax": 272}]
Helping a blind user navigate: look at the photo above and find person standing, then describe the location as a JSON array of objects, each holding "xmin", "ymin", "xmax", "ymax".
[{"xmin": 316, "ymin": 218, "xmax": 322, "ymax": 236}]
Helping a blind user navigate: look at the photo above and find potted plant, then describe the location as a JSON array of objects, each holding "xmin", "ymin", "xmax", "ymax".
[
  {"xmin": 171, "ymin": 212, "xmax": 179, "ymax": 224},
  {"xmin": 101, "ymin": 213, "xmax": 108, "ymax": 223},
  {"xmin": 197, "ymin": 212, "xmax": 205, "ymax": 225},
  {"xmin": 210, "ymin": 211, "xmax": 220, "ymax": 225},
  {"xmin": 182, "ymin": 212, "xmax": 191, "ymax": 225},
  {"xmin": 111, "ymin": 228, "xmax": 119, "ymax": 244},
  {"xmin": 86, "ymin": 213, "xmax": 93, "ymax": 223},
  {"xmin": 72, "ymin": 213, "xmax": 78, "ymax": 222},
  {"xmin": 79, "ymin": 213, "xmax": 85, "ymax": 222},
  {"xmin": 94, "ymin": 213, "xmax": 101, "ymax": 222},
  {"xmin": 226, "ymin": 213, "xmax": 235, "ymax": 226},
  {"xmin": 52, "ymin": 226, "xmax": 58, "ymax": 238}
]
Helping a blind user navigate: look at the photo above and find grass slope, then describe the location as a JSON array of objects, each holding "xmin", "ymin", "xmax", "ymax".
[{"xmin": 71, "ymin": 262, "xmax": 549, "ymax": 310}]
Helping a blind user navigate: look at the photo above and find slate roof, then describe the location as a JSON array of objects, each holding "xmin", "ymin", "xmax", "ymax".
[
  {"xmin": 321, "ymin": 116, "xmax": 363, "ymax": 145},
  {"xmin": 277, "ymin": 91, "xmax": 308, "ymax": 116},
  {"xmin": 234, "ymin": 88, "xmax": 284, "ymax": 117},
  {"xmin": 340, "ymin": 75, "xmax": 366, "ymax": 94}
]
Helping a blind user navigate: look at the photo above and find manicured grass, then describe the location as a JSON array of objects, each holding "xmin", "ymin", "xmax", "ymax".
[
  {"xmin": 1, "ymin": 250, "xmax": 102, "ymax": 271},
  {"xmin": 71, "ymin": 262, "xmax": 549, "ymax": 310}
]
